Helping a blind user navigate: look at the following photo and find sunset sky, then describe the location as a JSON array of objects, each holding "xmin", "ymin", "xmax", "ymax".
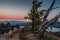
[{"xmin": 0, "ymin": 0, "xmax": 60, "ymax": 21}]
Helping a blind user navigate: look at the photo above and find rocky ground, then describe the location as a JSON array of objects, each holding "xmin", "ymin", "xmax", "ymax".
[
  {"xmin": 0, "ymin": 31, "xmax": 60, "ymax": 40},
  {"xmin": 0, "ymin": 32, "xmax": 20, "ymax": 40}
]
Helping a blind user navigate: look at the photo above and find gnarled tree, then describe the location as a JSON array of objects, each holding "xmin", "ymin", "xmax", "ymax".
[{"xmin": 24, "ymin": 0, "xmax": 43, "ymax": 31}]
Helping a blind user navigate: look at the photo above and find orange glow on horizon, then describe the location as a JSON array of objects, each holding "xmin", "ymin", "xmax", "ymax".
[
  {"xmin": 0, "ymin": 14, "xmax": 30, "ymax": 22},
  {"xmin": 0, "ymin": 7, "xmax": 29, "ymax": 22},
  {"xmin": 0, "ymin": 14, "xmax": 24, "ymax": 20},
  {"xmin": 0, "ymin": 19, "xmax": 31, "ymax": 22}
]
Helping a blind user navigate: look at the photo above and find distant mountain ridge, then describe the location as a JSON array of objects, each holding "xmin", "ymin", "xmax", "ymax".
[
  {"xmin": 0, "ymin": 21, "xmax": 29, "ymax": 26},
  {"xmin": 0, "ymin": 21, "xmax": 60, "ymax": 28},
  {"xmin": 0, "ymin": 20, "xmax": 29, "ymax": 22},
  {"xmin": 52, "ymin": 22, "xmax": 60, "ymax": 28}
]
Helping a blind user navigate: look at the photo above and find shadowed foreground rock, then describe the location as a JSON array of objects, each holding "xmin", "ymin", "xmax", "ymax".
[{"xmin": 0, "ymin": 32, "xmax": 20, "ymax": 40}]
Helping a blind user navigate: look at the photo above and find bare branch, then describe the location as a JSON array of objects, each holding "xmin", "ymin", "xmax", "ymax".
[
  {"xmin": 40, "ymin": 13, "xmax": 60, "ymax": 33},
  {"xmin": 43, "ymin": 0, "xmax": 56, "ymax": 21}
]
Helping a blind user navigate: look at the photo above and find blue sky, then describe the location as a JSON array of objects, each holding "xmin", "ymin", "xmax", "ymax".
[{"xmin": 0, "ymin": 0, "xmax": 60, "ymax": 21}]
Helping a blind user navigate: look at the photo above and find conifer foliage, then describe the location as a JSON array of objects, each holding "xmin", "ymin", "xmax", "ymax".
[{"xmin": 25, "ymin": 0, "xmax": 43, "ymax": 31}]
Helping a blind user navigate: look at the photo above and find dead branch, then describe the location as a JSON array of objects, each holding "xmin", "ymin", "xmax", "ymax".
[{"xmin": 43, "ymin": 0, "xmax": 56, "ymax": 21}]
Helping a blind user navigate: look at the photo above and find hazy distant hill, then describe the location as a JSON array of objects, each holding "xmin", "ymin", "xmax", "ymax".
[
  {"xmin": 0, "ymin": 21, "xmax": 60, "ymax": 28},
  {"xmin": 52, "ymin": 22, "xmax": 60, "ymax": 28},
  {"xmin": 0, "ymin": 21, "xmax": 29, "ymax": 26},
  {"xmin": 46, "ymin": 22, "xmax": 60, "ymax": 32}
]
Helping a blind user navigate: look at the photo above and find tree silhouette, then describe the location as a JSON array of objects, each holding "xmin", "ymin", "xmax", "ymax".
[
  {"xmin": 25, "ymin": 0, "xmax": 43, "ymax": 31},
  {"xmin": 6, "ymin": 22, "xmax": 11, "ymax": 27},
  {"xmin": 35, "ymin": 0, "xmax": 60, "ymax": 40},
  {"xmin": 25, "ymin": 0, "xmax": 60, "ymax": 40}
]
